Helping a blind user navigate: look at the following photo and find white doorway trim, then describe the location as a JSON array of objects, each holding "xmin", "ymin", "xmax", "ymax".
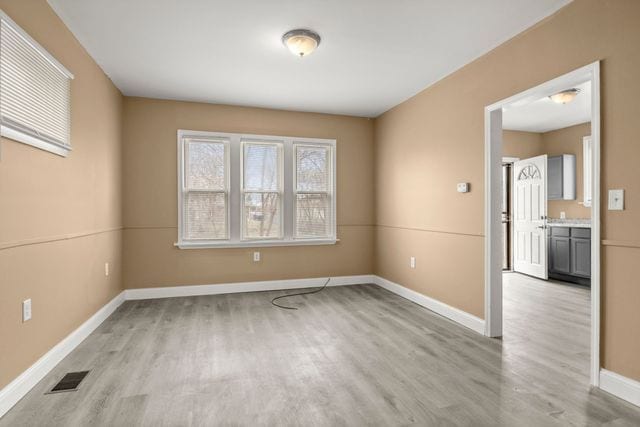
[{"xmin": 484, "ymin": 61, "xmax": 601, "ymax": 386}]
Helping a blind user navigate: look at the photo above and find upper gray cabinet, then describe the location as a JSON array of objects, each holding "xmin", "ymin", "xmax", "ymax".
[{"xmin": 548, "ymin": 154, "xmax": 576, "ymax": 200}]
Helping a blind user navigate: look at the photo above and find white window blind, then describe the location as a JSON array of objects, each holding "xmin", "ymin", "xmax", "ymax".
[
  {"xmin": 242, "ymin": 141, "xmax": 283, "ymax": 240},
  {"xmin": 177, "ymin": 130, "xmax": 336, "ymax": 248},
  {"xmin": 0, "ymin": 11, "xmax": 73, "ymax": 156},
  {"xmin": 183, "ymin": 139, "xmax": 229, "ymax": 240},
  {"xmin": 295, "ymin": 144, "xmax": 332, "ymax": 238}
]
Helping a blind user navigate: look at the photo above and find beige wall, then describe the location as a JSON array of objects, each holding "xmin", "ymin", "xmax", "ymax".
[
  {"xmin": 503, "ymin": 123, "xmax": 592, "ymax": 219},
  {"xmin": 122, "ymin": 98, "xmax": 374, "ymax": 288},
  {"xmin": 503, "ymin": 130, "xmax": 543, "ymax": 159},
  {"xmin": 374, "ymin": 0, "xmax": 640, "ymax": 381},
  {"xmin": 0, "ymin": 1, "xmax": 123, "ymax": 389}
]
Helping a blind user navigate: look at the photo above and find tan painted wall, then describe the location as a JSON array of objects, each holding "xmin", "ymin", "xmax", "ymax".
[
  {"xmin": 0, "ymin": 1, "xmax": 123, "ymax": 389},
  {"xmin": 503, "ymin": 130, "xmax": 543, "ymax": 159},
  {"xmin": 122, "ymin": 98, "xmax": 374, "ymax": 288},
  {"xmin": 543, "ymin": 122, "xmax": 592, "ymax": 219},
  {"xmin": 374, "ymin": 0, "xmax": 640, "ymax": 381},
  {"xmin": 503, "ymin": 123, "xmax": 592, "ymax": 219}
]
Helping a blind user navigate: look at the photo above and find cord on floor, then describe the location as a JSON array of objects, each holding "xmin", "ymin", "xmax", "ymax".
[{"xmin": 270, "ymin": 278, "xmax": 331, "ymax": 310}]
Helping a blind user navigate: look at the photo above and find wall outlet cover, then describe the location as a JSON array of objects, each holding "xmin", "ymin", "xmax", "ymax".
[
  {"xmin": 410, "ymin": 256, "xmax": 416, "ymax": 269},
  {"xmin": 608, "ymin": 189, "xmax": 624, "ymax": 211},
  {"xmin": 253, "ymin": 252, "xmax": 260, "ymax": 262},
  {"xmin": 457, "ymin": 183, "xmax": 469, "ymax": 193}
]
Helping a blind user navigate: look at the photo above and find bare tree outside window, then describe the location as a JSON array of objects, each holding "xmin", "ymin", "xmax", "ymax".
[
  {"xmin": 243, "ymin": 143, "xmax": 282, "ymax": 239},
  {"xmin": 296, "ymin": 146, "xmax": 330, "ymax": 238},
  {"xmin": 184, "ymin": 140, "xmax": 228, "ymax": 239}
]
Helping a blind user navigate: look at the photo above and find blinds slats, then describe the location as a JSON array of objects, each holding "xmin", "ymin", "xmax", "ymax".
[{"xmin": 0, "ymin": 15, "xmax": 72, "ymax": 148}]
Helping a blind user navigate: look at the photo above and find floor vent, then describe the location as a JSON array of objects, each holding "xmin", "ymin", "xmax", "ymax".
[{"xmin": 47, "ymin": 371, "xmax": 90, "ymax": 394}]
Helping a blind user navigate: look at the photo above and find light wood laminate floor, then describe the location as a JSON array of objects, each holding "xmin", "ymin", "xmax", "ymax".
[{"xmin": 2, "ymin": 275, "xmax": 639, "ymax": 426}]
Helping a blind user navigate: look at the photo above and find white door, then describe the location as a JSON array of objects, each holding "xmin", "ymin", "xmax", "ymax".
[{"xmin": 513, "ymin": 155, "xmax": 548, "ymax": 279}]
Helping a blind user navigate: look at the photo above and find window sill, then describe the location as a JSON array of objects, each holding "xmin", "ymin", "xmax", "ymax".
[
  {"xmin": 1, "ymin": 126, "xmax": 70, "ymax": 157},
  {"xmin": 175, "ymin": 238, "xmax": 339, "ymax": 249}
]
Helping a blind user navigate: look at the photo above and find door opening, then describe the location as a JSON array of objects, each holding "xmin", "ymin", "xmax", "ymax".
[{"xmin": 484, "ymin": 62, "xmax": 601, "ymax": 387}]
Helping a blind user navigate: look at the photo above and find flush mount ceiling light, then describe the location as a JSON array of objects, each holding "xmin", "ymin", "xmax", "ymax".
[
  {"xmin": 549, "ymin": 88, "xmax": 580, "ymax": 104},
  {"xmin": 282, "ymin": 29, "xmax": 321, "ymax": 57}
]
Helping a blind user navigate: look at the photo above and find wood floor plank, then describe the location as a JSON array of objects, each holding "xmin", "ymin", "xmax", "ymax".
[{"xmin": 1, "ymin": 275, "xmax": 639, "ymax": 426}]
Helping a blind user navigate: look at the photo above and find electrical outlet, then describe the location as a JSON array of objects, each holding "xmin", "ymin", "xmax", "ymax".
[
  {"xmin": 253, "ymin": 251, "xmax": 260, "ymax": 262},
  {"xmin": 560, "ymin": 211, "xmax": 566, "ymax": 219},
  {"xmin": 23, "ymin": 299, "xmax": 32, "ymax": 322},
  {"xmin": 410, "ymin": 256, "xmax": 416, "ymax": 269},
  {"xmin": 105, "ymin": 262, "xmax": 110, "ymax": 276}
]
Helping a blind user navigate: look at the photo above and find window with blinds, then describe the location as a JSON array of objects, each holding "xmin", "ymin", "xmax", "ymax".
[
  {"xmin": 177, "ymin": 130, "xmax": 336, "ymax": 248},
  {"xmin": 295, "ymin": 145, "xmax": 331, "ymax": 238},
  {"xmin": 242, "ymin": 141, "xmax": 283, "ymax": 240},
  {"xmin": 0, "ymin": 11, "xmax": 74, "ymax": 156},
  {"xmin": 183, "ymin": 139, "xmax": 229, "ymax": 240}
]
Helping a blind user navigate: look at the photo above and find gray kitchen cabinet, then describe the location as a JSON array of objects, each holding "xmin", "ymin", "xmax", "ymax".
[
  {"xmin": 548, "ymin": 154, "xmax": 576, "ymax": 200},
  {"xmin": 550, "ymin": 235, "xmax": 571, "ymax": 274},
  {"xmin": 549, "ymin": 226, "xmax": 590, "ymax": 286},
  {"xmin": 571, "ymin": 238, "xmax": 591, "ymax": 277}
]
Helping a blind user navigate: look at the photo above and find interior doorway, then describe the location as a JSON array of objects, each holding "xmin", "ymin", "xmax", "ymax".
[{"xmin": 484, "ymin": 62, "xmax": 601, "ymax": 386}]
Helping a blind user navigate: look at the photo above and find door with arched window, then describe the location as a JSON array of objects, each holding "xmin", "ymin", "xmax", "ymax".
[{"xmin": 513, "ymin": 155, "xmax": 548, "ymax": 279}]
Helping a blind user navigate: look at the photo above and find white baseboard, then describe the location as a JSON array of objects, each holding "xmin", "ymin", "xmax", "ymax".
[
  {"xmin": 0, "ymin": 291, "xmax": 126, "ymax": 418},
  {"xmin": 372, "ymin": 275, "xmax": 486, "ymax": 335},
  {"xmin": 600, "ymin": 369, "xmax": 640, "ymax": 407},
  {"xmin": 124, "ymin": 275, "xmax": 377, "ymax": 300}
]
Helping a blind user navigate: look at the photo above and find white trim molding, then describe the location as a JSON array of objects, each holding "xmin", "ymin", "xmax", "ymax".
[
  {"xmin": 600, "ymin": 369, "xmax": 640, "ymax": 407},
  {"xmin": 0, "ymin": 291, "xmax": 125, "ymax": 418},
  {"xmin": 373, "ymin": 276, "xmax": 486, "ymax": 334},
  {"xmin": 125, "ymin": 275, "xmax": 375, "ymax": 300},
  {"xmin": 484, "ymin": 61, "xmax": 601, "ymax": 386}
]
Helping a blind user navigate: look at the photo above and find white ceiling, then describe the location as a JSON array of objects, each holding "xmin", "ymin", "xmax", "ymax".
[
  {"xmin": 47, "ymin": 0, "xmax": 572, "ymax": 117},
  {"xmin": 503, "ymin": 80, "xmax": 591, "ymax": 133}
]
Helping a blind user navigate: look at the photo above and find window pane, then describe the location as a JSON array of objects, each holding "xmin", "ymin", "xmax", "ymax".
[
  {"xmin": 296, "ymin": 145, "xmax": 329, "ymax": 192},
  {"xmin": 185, "ymin": 192, "xmax": 227, "ymax": 239},
  {"xmin": 296, "ymin": 193, "xmax": 330, "ymax": 238},
  {"xmin": 243, "ymin": 192, "xmax": 281, "ymax": 239},
  {"xmin": 186, "ymin": 141, "xmax": 226, "ymax": 190},
  {"xmin": 243, "ymin": 143, "xmax": 280, "ymax": 191}
]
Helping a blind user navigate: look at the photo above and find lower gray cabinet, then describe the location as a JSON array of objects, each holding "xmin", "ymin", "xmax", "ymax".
[
  {"xmin": 571, "ymin": 238, "xmax": 591, "ymax": 277},
  {"xmin": 549, "ymin": 226, "xmax": 591, "ymax": 286}
]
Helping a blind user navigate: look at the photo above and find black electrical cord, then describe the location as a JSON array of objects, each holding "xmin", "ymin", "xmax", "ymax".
[{"xmin": 270, "ymin": 278, "xmax": 331, "ymax": 310}]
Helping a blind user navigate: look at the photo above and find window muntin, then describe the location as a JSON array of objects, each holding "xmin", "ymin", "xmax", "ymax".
[{"xmin": 177, "ymin": 131, "xmax": 336, "ymax": 248}]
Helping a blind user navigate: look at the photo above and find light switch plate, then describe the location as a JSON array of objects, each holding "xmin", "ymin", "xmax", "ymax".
[
  {"xmin": 457, "ymin": 183, "xmax": 469, "ymax": 193},
  {"xmin": 410, "ymin": 256, "xmax": 416, "ymax": 269},
  {"xmin": 608, "ymin": 189, "xmax": 624, "ymax": 211},
  {"xmin": 23, "ymin": 299, "xmax": 32, "ymax": 322}
]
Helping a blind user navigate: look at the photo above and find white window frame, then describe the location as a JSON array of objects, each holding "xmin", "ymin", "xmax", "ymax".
[
  {"xmin": 177, "ymin": 130, "xmax": 337, "ymax": 249},
  {"xmin": 0, "ymin": 10, "xmax": 74, "ymax": 157}
]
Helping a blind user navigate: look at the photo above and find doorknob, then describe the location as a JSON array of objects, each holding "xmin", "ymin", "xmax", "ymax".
[
  {"xmin": 540, "ymin": 215, "xmax": 547, "ymax": 220},
  {"xmin": 537, "ymin": 225, "xmax": 547, "ymax": 229}
]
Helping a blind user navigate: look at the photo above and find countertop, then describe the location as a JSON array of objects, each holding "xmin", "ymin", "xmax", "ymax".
[{"xmin": 547, "ymin": 219, "xmax": 591, "ymax": 228}]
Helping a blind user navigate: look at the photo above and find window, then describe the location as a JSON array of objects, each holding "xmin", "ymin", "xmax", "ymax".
[
  {"xmin": 178, "ymin": 130, "xmax": 336, "ymax": 248},
  {"xmin": 0, "ymin": 11, "xmax": 74, "ymax": 156}
]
